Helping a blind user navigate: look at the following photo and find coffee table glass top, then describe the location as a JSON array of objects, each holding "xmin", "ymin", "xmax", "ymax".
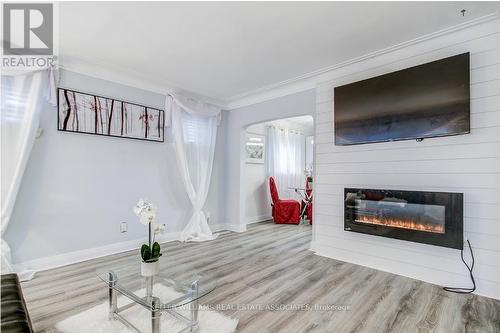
[{"xmin": 96, "ymin": 261, "xmax": 216, "ymax": 310}]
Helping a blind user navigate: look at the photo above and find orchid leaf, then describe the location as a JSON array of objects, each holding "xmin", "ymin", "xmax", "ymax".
[
  {"xmin": 152, "ymin": 242, "xmax": 161, "ymax": 259},
  {"xmin": 141, "ymin": 244, "xmax": 150, "ymax": 261}
]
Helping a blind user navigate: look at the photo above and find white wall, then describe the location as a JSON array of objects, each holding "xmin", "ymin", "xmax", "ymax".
[
  {"xmin": 312, "ymin": 18, "xmax": 500, "ymax": 299},
  {"xmin": 5, "ymin": 70, "xmax": 227, "ymax": 268},
  {"xmin": 224, "ymin": 90, "xmax": 315, "ymax": 231},
  {"xmin": 305, "ymin": 135, "xmax": 314, "ymax": 173},
  {"xmin": 244, "ymin": 123, "xmax": 272, "ymax": 224}
]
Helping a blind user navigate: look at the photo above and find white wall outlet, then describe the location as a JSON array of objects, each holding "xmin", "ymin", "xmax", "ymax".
[{"xmin": 120, "ymin": 222, "xmax": 128, "ymax": 233}]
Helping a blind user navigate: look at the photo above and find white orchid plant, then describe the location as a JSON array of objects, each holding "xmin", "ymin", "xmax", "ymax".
[{"xmin": 133, "ymin": 199, "xmax": 165, "ymax": 263}]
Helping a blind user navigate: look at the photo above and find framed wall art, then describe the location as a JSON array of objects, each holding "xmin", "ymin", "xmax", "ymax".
[
  {"xmin": 57, "ymin": 88, "xmax": 164, "ymax": 142},
  {"xmin": 245, "ymin": 133, "xmax": 265, "ymax": 164}
]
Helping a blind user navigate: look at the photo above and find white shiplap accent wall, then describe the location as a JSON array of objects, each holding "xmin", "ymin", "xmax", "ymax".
[{"xmin": 312, "ymin": 18, "xmax": 500, "ymax": 300}]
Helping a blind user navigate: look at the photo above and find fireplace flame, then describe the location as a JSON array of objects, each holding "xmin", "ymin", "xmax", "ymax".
[{"xmin": 355, "ymin": 215, "xmax": 445, "ymax": 234}]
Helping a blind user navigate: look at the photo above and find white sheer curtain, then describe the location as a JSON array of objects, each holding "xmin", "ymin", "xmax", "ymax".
[
  {"xmin": 166, "ymin": 94, "xmax": 220, "ymax": 242},
  {"xmin": 1, "ymin": 69, "xmax": 56, "ymax": 279},
  {"xmin": 266, "ymin": 126, "xmax": 305, "ymax": 201}
]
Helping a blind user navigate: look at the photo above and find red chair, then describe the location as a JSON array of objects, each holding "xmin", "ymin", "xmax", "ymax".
[
  {"xmin": 305, "ymin": 178, "xmax": 313, "ymax": 224},
  {"xmin": 269, "ymin": 177, "xmax": 300, "ymax": 224}
]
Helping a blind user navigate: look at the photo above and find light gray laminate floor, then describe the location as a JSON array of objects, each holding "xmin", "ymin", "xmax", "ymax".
[{"xmin": 21, "ymin": 221, "xmax": 500, "ymax": 333}]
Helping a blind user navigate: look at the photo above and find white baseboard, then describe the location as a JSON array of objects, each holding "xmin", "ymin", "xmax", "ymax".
[
  {"xmin": 210, "ymin": 223, "xmax": 227, "ymax": 233},
  {"xmin": 225, "ymin": 224, "xmax": 247, "ymax": 233},
  {"xmin": 12, "ymin": 231, "xmax": 181, "ymax": 274},
  {"xmin": 246, "ymin": 215, "xmax": 272, "ymax": 225},
  {"xmin": 228, "ymin": 224, "xmax": 247, "ymax": 233},
  {"xmin": 13, "ymin": 223, "xmax": 248, "ymax": 274},
  {"xmin": 211, "ymin": 222, "xmax": 247, "ymax": 233}
]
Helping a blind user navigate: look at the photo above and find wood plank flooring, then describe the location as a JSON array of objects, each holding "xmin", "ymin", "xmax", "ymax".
[{"xmin": 21, "ymin": 221, "xmax": 500, "ymax": 333}]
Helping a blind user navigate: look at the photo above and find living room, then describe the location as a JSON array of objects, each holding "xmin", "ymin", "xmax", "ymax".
[{"xmin": 1, "ymin": 2, "xmax": 499, "ymax": 333}]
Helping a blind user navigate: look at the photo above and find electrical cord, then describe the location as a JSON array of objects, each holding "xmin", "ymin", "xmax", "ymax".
[{"xmin": 443, "ymin": 239, "xmax": 476, "ymax": 294}]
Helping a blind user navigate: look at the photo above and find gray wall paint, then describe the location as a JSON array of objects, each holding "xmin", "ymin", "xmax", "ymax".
[
  {"xmin": 5, "ymin": 70, "xmax": 226, "ymax": 263},
  {"xmin": 224, "ymin": 90, "xmax": 315, "ymax": 228}
]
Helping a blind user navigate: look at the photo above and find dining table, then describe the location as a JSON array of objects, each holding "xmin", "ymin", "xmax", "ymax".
[{"xmin": 289, "ymin": 186, "xmax": 312, "ymax": 224}]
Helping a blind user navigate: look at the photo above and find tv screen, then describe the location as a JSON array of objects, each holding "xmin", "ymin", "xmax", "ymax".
[{"xmin": 334, "ymin": 53, "xmax": 470, "ymax": 145}]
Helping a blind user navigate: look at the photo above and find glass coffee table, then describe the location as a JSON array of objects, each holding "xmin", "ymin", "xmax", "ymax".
[{"xmin": 96, "ymin": 262, "xmax": 216, "ymax": 333}]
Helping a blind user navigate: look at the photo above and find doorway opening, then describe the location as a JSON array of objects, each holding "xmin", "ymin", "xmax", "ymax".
[{"xmin": 242, "ymin": 115, "xmax": 314, "ymax": 227}]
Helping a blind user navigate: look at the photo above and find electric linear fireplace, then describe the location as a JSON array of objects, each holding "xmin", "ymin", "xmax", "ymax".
[{"xmin": 344, "ymin": 188, "xmax": 463, "ymax": 249}]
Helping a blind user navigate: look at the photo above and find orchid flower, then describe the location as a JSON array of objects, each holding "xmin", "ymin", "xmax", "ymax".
[
  {"xmin": 133, "ymin": 199, "xmax": 157, "ymax": 225},
  {"xmin": 134, "ymin": 199, "xmax": 162, "ymax": 263}
]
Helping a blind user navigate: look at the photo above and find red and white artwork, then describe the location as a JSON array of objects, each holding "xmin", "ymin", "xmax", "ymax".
[{"xmin": 57, "ymin": 88, "xmax": 164, "ymax": 142}]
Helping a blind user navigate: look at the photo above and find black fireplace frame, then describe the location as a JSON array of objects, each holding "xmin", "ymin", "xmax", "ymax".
[{"xmin": 344, "ymin": 188, "xmax": 463, "ymax": 250}]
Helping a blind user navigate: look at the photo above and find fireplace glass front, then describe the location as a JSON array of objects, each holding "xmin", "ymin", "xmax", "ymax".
[{"xmin": 344, "ymin": 188, "xmax": 463, "ymax": 249}]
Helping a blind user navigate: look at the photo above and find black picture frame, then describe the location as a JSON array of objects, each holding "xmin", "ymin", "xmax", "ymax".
[{"xmin": 57, "ymin": 88, "xmax": 165, "ymax": 143}]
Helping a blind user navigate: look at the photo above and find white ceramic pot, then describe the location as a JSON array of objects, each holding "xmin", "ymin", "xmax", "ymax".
[{"xmin": 141, "ymin": 260, "xmax": 160, "ymax": 277}]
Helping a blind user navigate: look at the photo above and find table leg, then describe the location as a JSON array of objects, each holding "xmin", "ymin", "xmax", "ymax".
[
  {"xmin": 301, "ymin": 203, "xmax": 308, "ymax": 219},
  {"xmin": 151, "ymin": 296, "xmax": 161, "ymax": 333},
  {"xmin": 108, "ymin": 271, "xmax": 117, "ymax": 320},
  {"xmin": 190, "ymin": 280, "xmax": 199, "ymax": 332}
]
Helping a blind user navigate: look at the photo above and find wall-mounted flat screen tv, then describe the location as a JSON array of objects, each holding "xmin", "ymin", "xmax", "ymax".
[{"xmin": 334, "ymin": 53, "xmax": 470, "ymax": 145}]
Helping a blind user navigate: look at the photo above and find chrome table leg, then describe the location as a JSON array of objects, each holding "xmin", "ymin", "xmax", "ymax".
[
  {"xmin": 190, "ymin": 280, "xmax": 199, "ymax": 332},
  {"xmin": 108, "ymin": 271, "xmax": 117, "ymax": 320},
  {"xmin": 151, "ymin": 296, "xmax": 161, "ymax": 333}
]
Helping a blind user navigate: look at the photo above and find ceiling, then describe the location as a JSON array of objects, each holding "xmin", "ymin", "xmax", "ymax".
[{"xmin": 59, "ymin": 2, "xmax": 499, "ymax": 106}]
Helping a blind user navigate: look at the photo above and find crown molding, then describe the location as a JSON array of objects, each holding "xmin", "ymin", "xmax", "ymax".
[
  {"xmin": 58, "ymin": 57, "xmax": 227, "ymax": 108},
  {"xmin": 224, "ymin": 10, "xmax": 500, "ymax": 110}
]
